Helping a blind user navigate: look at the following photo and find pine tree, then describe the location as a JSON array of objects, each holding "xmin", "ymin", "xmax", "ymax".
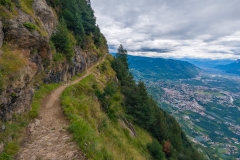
[
  {"xmin": 51, "ymin": 19, "xmax": 74, "ymax": 62},
  {"xmin": 116, "ymin": 44, "xmax": 128, "ymax": 69}
]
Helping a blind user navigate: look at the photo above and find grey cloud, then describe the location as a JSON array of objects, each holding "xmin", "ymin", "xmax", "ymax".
[
  {"xmin": 92, "ymin": 0, "xmax": 240, "ymax": 59},
  {"xmin": 218, "ymin": 41, "xmax": 240, "ymax": 47},
  {"xmin": 132, "ymin": 48, "xmax": 172, "ymax": 53},
  {"xmin": 231, "ymin": 48, "xmax": 240, "ymax": 55}
]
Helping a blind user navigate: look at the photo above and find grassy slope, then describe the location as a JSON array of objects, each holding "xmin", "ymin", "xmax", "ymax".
[{"xmin": 61, "ymin": 55, "xmax": 154, "ymax": 160}]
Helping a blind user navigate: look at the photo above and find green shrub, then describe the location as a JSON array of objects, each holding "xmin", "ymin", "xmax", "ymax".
[
  {"xmin": 101, "ymin": 64, "xmax": 107, "ymax": 72},
  {"xmin": 0, "ymin": 0, "xmax": 14, "ymax": 11},
  {"xmin": 0, "ymin": 153, "xmax": 12, "ymax": 160},
  {"xmin": 0, "ymin": 0, "xmax": 11, "ymax": 6},
  {"xmin": 53, "ymin": 53, "xmax": 65, "ymax": 62},
  {"xmin": 147, "ymin": 139, "xmax": 165, "ymax": 160},
  {"xmin": 23, "ymin": 22, "xmax": 36, "ymax": 31},
  {"xmin": 48, "ymin": 0, "xmax": 60, "ymax": 7},
  {"xmin": 4, "ymin": 142, "xmax": 19, "ymax": 155}
]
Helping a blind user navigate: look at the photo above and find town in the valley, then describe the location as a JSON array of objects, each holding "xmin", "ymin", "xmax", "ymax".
[{"xmin": 143, "ymin": 76, "xmax": 240, "ymax": 159}]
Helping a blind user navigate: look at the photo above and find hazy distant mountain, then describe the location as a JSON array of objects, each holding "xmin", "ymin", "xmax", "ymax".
[
  {"xmin": 176, "ymin": 58, "xmax": 235, "ymax": 68},
  {"xmin": 215, "ymin": 59, "xmax": 240, "ymax": 75},
  {"xmin": 128, "ymin": 55, "xmax": 200, "ymax": 80}
]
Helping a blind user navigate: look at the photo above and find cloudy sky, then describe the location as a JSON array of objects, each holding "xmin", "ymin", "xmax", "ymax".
[{"xmin": 91, "ymin": 0, "xmax": 240, "ymax": 59}]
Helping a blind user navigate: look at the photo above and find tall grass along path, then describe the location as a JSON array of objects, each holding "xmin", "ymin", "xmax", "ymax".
[{"xmin": 14, "ymin": 56, "xmax": 106, "ymax": 160}]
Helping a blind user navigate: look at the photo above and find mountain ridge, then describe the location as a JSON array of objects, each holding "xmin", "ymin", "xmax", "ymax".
[
  {"xmin": 127, "ymin": 55, "xmax": 200, "ymax": 80},
  {"xmin": 215, "ymin": 59, "xmax": 240, "ymax": 75}
]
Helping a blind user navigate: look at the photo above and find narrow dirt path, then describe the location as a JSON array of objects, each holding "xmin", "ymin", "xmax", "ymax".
[{"xmin": 15, "ymin": 58, "xmax": 104, "ymax": 160}]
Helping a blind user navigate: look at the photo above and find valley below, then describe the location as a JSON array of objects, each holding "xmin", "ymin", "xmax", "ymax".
[{"xmin": 130, "ymin": 57, "xmax": 240, "ymax": 159}]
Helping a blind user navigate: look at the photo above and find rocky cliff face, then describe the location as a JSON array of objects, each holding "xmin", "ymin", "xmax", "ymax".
[
  {"xmin": 44, "ymin": 46, "xmax": 98, "ymax": 83},
  {"xmin": 0, "ymin": 0, "xmax": 102, "ymax": 121}
]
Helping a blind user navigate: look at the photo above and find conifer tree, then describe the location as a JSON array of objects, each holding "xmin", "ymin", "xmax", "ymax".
[
  {"xmin": 51, "ymin": 19, "xmax": 74, "ymax": 61},
  {"xmin": 111, "ymin": 44, "xmax": 204, "ymax": 160}
]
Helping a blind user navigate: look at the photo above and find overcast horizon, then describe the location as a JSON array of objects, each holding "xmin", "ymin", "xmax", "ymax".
[{"xmin": 91, "ymin": 0, "xmax": 240, "ymax": 60}]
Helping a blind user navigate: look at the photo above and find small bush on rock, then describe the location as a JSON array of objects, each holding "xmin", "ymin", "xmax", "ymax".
[{"xmin": 23, "ymin": 22, "xmax": 36, "ymax": 31}]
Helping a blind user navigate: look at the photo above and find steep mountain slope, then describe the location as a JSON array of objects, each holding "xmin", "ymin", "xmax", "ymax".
[
  {"xmin": 110, "ymin": 47, "xmax": 204, "ymax": 160},
  {"xmin": 128, "ymin": 55, "xmax": 200, "ymax": 80},
  {"xmin": 15, "ymin": 56, "xmax": 104, "ymax": 160},
  {"xmin": 0, "ymin": 0, "xmax": 107, "ymax": 157},
  {"xmin": 0, "ymin": 1, "xmax": 204, "ymax": 160},
  {"xmin": 60, "ymin": 55, "xmax": 154, "ymax": 159},
  {"xmin": 59, "ymin": 46, "xmax": 204, "ymax": 160},
  {"xmin": 215, "ymin": 59, "xmax": 240, "ymax": 75},
  {"xmin": 0, "ymin": 0, "xmax": 107, "ymax": 121}
]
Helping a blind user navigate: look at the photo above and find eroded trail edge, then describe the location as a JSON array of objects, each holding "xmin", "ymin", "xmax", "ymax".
[{"xmin": 15, "ymin": 59, "xmax": 104, "ymax": 160}]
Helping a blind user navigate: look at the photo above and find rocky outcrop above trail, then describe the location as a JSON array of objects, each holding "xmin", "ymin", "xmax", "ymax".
[
  {"xmin": 33, "ymin": 0, "xmax": 56, "ymax": 35},
  {"xmin": 3, "ymin": 10, "xmax": 43, "ymax": 49},
  {"xmin": 44, "ymin": 47, "xmax": 98, "ymax": 83},
  {"xmin": 0, "ymin": 0, "xmax": 101, "ymax": 121}
]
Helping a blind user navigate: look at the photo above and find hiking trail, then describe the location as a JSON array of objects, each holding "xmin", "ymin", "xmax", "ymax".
[{"xmin": 15, "ymin": 58, "xmax": 104, "ymax": 160}]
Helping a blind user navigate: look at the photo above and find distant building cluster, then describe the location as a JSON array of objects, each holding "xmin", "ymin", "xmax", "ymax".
[{"xmin": 144, "ymin": 78, "xmax": 240, "ymax": 158}]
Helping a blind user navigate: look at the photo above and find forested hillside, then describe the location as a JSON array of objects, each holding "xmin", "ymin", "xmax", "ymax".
[
  {"xmin": 216, "ymin": 59, "xmax": 240, "ymax": 75},
  {"xmin": 128, "ymin": 55, "xmax": 200, "ymax": 80},
  {"xmin": 111, "ymin": 45, "xmax": 204, "ymax": 160},
  {"xmin": 60, "ymin": 47, "xmax": 204, "ymax": 159},
  {"xmin": 48, "ymin": 0, "xmax": 107, "ymax": 54}
]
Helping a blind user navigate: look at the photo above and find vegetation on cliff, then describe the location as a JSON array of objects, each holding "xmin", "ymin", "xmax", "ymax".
[
  {"xmin": 51, "ymin": 19, "xmax": 74, "ymax": 62},
  {"xmin": 128, "ymin": 55, "xmax": 200, "ymax": 80},
  {"xmin": 111, "ymin": 45, "xmax": 204, "ymax": 160},
  {"xmin": 1, "ymin": 0, "xmax": 204, "ymax": 159},
  {"xmin": 61, "ymin": 55, "xmax": 153, "ymax": 159},
  {"xmin": 0, "ymin": 0, "xmax": 108, "ymax": 158},
  {"xmin": 49, "ymin": 0, "xmax": 108, "ymax": 59},
  {"xmin": 0, "ymin": 48, "xmax": 27, "ymax": 93},
  {"xmin": 61, "ymin": 47, "xmax": 204, "ymax": 159},
  {"xmin": 0, "ymin": 0, "xmax": 108, "ymax": 116},
  {"xmin": 0, "ymin": 0, "xmax": 108, "ymax": 89}
]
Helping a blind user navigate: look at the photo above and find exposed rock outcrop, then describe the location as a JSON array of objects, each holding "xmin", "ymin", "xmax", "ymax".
[
  {"xmin": 0, "ymin": 41, "xmax": 38, "ymax": 119},
  {"xmin": 3, "ymin": 9, "xmax": 47, "ymax": 49},
  {"xmin": 0, "ymin": 0, "xmax": 102, "ymax": 121},
  {"xmin": 44, "ymin": 47, "xmax": 98, "ymax": 83},
  {"xmin": 33, "ymin": 0, "xmax": 57, "ymax": 36}
]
